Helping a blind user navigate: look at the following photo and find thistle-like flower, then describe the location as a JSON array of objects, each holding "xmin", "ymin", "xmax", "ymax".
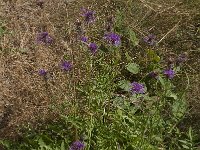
[
  {"xmin": 89, "ymin": 43, "xmax": 98, "ymax": 54},
  {"xmin": 81, "ymin": 9, "xmax": 95, "ymax": 23},
  {"xmin": 131, "ymin": 82, "xmax": 145, "ymax": 94},
  {"xmin": 61, "ymin": 61, "xmax": 72, "ymax": 71},
  {"xmin": 163, "ymin": 68, "xmax": 175, "ymax": 79},
  {"xmin": 104, "ymin": 32, "xmax": 121, "ymax": 46}
]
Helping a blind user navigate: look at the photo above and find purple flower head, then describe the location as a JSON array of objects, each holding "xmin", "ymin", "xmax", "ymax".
[
  {"xmin": 163, "ymin": 68, "xmax": 175, "ymax": 79},
  {"xmin": 104, "ymin": 33, "xmax": 121, "ymax": 46},
  {"xmin": 69, "ymin": 140, "xmax": 84, "ymax": 150},
  {"xmin": 80, "ymin": 36, "xmax": 88, "ymax": 43},
  {"xmin": 177, "ymin": 53, "xmax": 188, "ymax": 64},
  {"xmin": 36, "ymin": 32, "xmax": 53, "ymax": 44},
  {"xmin": 131, "ymin": 82, "xmax": 145, "ymax": 94},
  {"xmin": 61, "ymin": 61, "xmax": 72, "ymax": 71},
  {"xmin": 143, "ymin": 34, "xmax": 156, "ymax": 45},
  {"xmin": 89, "ymin": 43, "xmax": 98, "ymax": 54},
  {"xmin": 38, "ymin": 69, "xmax": 47, "ymax": 76},
  {"xmin": 148, "ymin": 71, "xmax": 159, "ymax": 79},
  {"xmin": 81, "ymin": 9, "xmax": 95, "ymax": 23}
]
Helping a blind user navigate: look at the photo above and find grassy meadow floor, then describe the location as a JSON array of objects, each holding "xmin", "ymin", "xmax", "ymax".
[{"xmin": 0, "ymin": 0, "xmax": 199, "ymax": 149}]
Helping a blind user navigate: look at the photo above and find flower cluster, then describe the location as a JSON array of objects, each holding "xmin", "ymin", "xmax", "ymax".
[{"xmin": 38, "ymin": 61, "xmax": 72, "ymax": 76}]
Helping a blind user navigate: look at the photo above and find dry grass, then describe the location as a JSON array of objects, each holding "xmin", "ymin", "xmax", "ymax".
[{"xmin": 0, "ymin": 0, "xmax": 199, "ymax": 139}]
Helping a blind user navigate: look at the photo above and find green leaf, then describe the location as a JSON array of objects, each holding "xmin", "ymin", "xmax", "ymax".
[
  {"xmin": 158, "ymin": 76, "xmax": 165, "ymax": 87},
  {"xmin": 126, "ymin": 63, "xmax": 140, "ymax": 74},
  {"xmin": 128, "ymin": 28, "xmax": 139, "ymax": 46},
  {"xmin": 172, "ymin": 96, "xmax": 187, "ymax": 120},
  {"xmin": 166, "ymin": 90, "xmax": 177, "ymax": 100},
  {"xmin": 146, "ymin": 49, "xmax": 160, "ymax": 62},
  {"xmin": 117, "ymin": 109, "xmax": 123, "ymax": 117},
  {"xmin": 61, "ymin": 141, "xmax": 65, "ymax": 150},
  {"xmin": 115, "ymin": 10, "xmax": 123, "ymax": 31},
  {"xmin": 118, "ymin": 80, "xmax": 131, "ymax": 91}
]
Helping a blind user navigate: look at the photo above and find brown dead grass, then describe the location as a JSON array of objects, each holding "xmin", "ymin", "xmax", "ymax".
[{"xmin": 0, "ymin": 0, "xmax": 199, "ymax": 139}]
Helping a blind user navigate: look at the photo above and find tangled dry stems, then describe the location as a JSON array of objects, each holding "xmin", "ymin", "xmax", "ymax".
[{"xmin": 0, "ymin": 0, "xmax": 199, "ymax": 139}]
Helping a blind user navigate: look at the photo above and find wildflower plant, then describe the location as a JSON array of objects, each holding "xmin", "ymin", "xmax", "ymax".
[{"xmin": 2, "ymin": 4, "xmax": 195, "ymax": 150}]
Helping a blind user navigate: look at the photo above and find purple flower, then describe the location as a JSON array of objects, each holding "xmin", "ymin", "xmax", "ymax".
[
  {"xmin": 148, "ymin": 71, "xmax": 159, "ymax": 79},
  {"xmin": 163, "ymin": 68, "xmax": 175, "ymax": 79},
  {"xmin": 81, "ymin": 9, "xmax": 95, "ymax": 23},
  {"xmin": 89, "ymin": 43, "xmax": 98, "ymax": 54},
  {"xmin": 69, "ymin": 140, "xmax": 84, "ymax": 150},
  {"xmin": 81, "ymin": 36, "xmax": 88, "ymax": 43},
  {"xmin": 104, "ymin": 33, "xmax": 121, "ymax": 46},
  {"xmin": 143, "ymin": 34, "xmax": 156, "ymax": 45},
  {"xmin": 61, "ymin": 61, "xmax": 72, "ymax": 71},
  {"xmin": 131, "ymin": 82, "xmax": 145, "ymax": 94},
  {"xmin": 36, "ymin": 32, "xmax": 53, "ymax": 44},
  {"xmin": 38, "ymin": 69, "xmax": 47, "ymax": 76}
]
